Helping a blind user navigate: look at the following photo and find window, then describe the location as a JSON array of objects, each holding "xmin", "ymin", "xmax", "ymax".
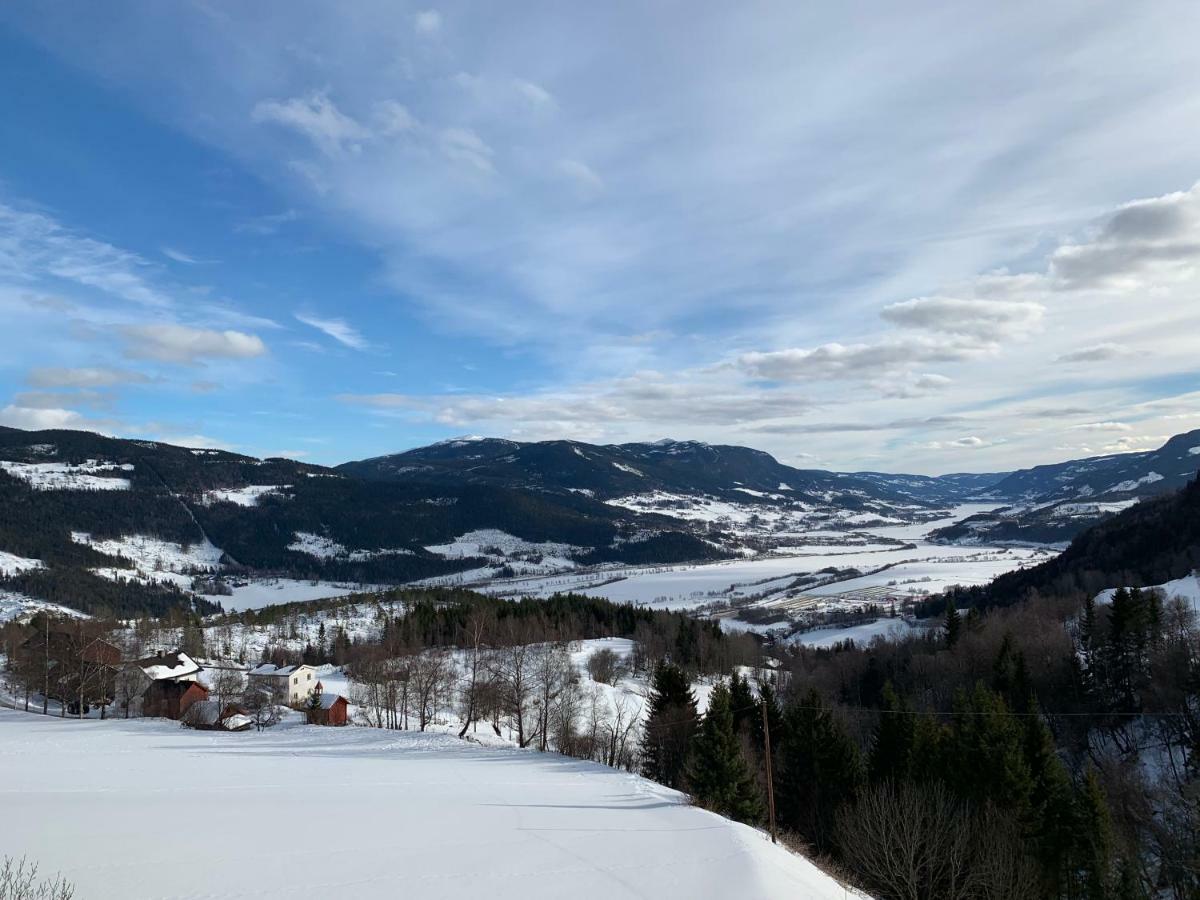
[
  {"xmin": 307, "ymin": 673, "xmax": 312, "ymax": 680},
  {"xmin": 293, "ymin": 677, "xmax": 298, "ymax": 685}
]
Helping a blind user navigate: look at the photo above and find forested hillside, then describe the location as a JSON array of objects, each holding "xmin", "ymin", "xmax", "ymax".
[{"xmin": 961, "ymin": 473, "xmax": 1200, "ymax": 608}]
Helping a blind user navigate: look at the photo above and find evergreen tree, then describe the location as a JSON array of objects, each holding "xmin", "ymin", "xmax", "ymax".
[
  {"xmin": 1076, "ymin": 767, "xmax": 1115, "ymax": 900},
  {"xmin": 907, "ymin": 712, "xmax": 949, "ymax": 785},
  {"xmin": 687, "ymin": 682, "xmax": 763, "ymax": 823},
  {"xmin": 946, "ymin": 684, "xmax": 1034, "ymax": 817},
  {"xmin": 868, "ymin": 682, "xmax": 914, "ymax": 785},
  {"xmin": 750, "ymin": 680, "xmax": 784, "ymax": 756},
  {"xmin": 1107, "ymin": 587, "xmax": 1146, "ymax": 712},
  {"xmin": 944, "ymin": 598, "xmax": 962, "ymax": 648},
  {"xmin": 776, "ymin": 689, "xmax": 863, "ymax": 852},
  {"xmin": 727, "ymin": 672, "xmax": 756, "ymax": 737},
  {"xmin": 1022, "ymin": 708, "xmax": 1078, "ymax": 891},
  {"xmin": 640, "ymin": 661, "xmax": 699, "ymax": 790}
]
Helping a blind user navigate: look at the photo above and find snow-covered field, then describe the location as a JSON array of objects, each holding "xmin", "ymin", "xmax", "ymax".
[
  {"xmin": 0, "ymin": 709, "xmax": 865, "ymax": 900},
  {"xmin": 0, "ymin": 549, "xmax": 44, "ymax": 576},
  {"xmin": 200, "ymin": 577, "xmax": 383, "ymax": 612},
  {"xmin": 486, "ymin": 544, "xmax": 1050, "ymax": 611},
  {"xmin": 0, "ymin": 591, "xmax": 84, "ymax": 624},
  {"xmin": 287, "ymin": 531, "xmax": 416, "ymax": 562},
  {"xmin": 202, "ymin": 484, "xmax": 291, "ymax": 506},
  {"xmin": 788, "ymin": 618, "xmax": 924, "ymax": 648},
  {"xmin": 0, "ymin": 459, "xmax": 133, "ymax": 490}
]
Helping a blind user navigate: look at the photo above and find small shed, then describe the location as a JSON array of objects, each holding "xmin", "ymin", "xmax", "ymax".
[{"xmin": 306, "ymin": 692, "xmax": 349, "ymax": 727}]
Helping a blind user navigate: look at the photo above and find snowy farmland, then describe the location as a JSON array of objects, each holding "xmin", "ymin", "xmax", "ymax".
[
  {"xmin": 0, "ymin": 459, "xmax": 133, "ymax": 490},
  {"xmin": 0, "ymin": 709, "xmax": 865, "ymax": 900}
]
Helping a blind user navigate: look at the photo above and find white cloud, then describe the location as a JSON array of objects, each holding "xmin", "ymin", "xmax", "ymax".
[
  {"xmin": 0, "ymin": 201, "xmax": 172, "ymax": 307},
  {"xmin": 1049, "ymin": 182, "xmax": 1200, "ymax": 290},
  {"xmin": 880, "ymin": 296, "xmax": 1044, "ymax": 339},
  {"xmin": 557, "ymin": 159, "xmax": 604, "ymax": 195},
  {"xmin": 12, "ymin": 390, "xmax": 112, "ymax": 411},
  {"xmin": 921, "ymin": 435, "xmax": 991, "ymax": 451},
  {"xmin": 1071, "ymin": 421, "xmax": 1133, "ymax": 432},
  {"xmin": 294, "ymin": 312, "xmax": 368, "ymax": 350},
  {"xmin": 26, "ymin": 366, "xmax": 150, "ymax": 388},
  {"xmin": 1055, "ymin": 342, "xmax": 1132, "ymax": 364},
  {"xmin": 414, "ymin": 10, "xmax": 441, "ymax": 35},
  {"xmin": 122, "ymin": 324, "xmax": 267, "ymax": 365},
  {"xmin": 438, "ymin": 127, "xmax": 494, "ymax": 173},
  {"xmin": 0, "ymin": 405, "xmax": 92, "ymax": 431},
  {"xmin": 514, "ymin": 79, "xmax": 554, "ymax": 107},
  {"xmin": 252, "ymin": 90, "xmax": 371, "ymax": 157},
  {"xmin": 161, "ymin": 246, "xmax": 200, "ymax": 264},
  {"xmin": 373, "ymin": 100, "xmax": 418, "ymax": 136},
  {"xmin": 737, "ymin": 336, "xmax": 984, "ymax": 383}
]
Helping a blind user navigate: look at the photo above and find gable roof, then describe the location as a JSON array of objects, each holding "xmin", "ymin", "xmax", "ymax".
[
  {"xmin": 316, "ymin": 693, "xmax": 346, "ymax": 710},
  {"xmin": 133, "ymin": 650, "xmax": 201, "ymax": 681},
  {"xmin": 247, "ymin": 663, "xmax": 313, "ymax": 678}
]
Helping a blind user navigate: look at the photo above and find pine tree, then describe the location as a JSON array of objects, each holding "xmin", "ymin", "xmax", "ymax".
[
  {"xmin": 1076, "ymin": 767, "xmax": 1115, "ymax": 900},
  {"xmin": 965, "ymin": 604, "xmax": 984, "ymax": 634},
  {"xmin": 728, "ymin": 672, "xmax": 756, "ymax": 738},
  {"xmin": 687, "ymin": 682, "xmax": 763, "ymax": 823},
  {"xmin": 776, "ymin": 689, "xmax": 863, "ymax": 852},
  {"xmin": 1022, "ymin": 708, "xmax": 1078, "ymax": 891},
  {"xmin": 868, "ymin": 682, "xmax": 914, "ymax": 785},
  {"xmin": 944, "ymin": 598, "xmax": 962, "ymax": 648},
  {"xmin": 751, "ymin": 680, "xmax": 784, "ymax": 755},
  {"xmin": 640, "ymin": 661, "xmax": 699, "ymax": 790},
  {"xmin": 947, "ymin": 684, "xmax": 1034, "ymax": 817}
]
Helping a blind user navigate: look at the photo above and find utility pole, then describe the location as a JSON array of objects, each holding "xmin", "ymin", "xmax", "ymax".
[{"xmin": 762, "ymin": 693, "xmax": 777, "ymax": 844}]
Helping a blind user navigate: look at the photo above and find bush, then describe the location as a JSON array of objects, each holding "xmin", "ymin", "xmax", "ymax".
[{"xmin": 0, "ymin": 857, "xmax": 75, "ymax": 900}]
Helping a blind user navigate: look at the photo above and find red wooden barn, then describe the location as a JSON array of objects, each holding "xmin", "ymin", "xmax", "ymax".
[{"xmin": 306, "ymin": 687, "xmax": 349, "ymax": 727}]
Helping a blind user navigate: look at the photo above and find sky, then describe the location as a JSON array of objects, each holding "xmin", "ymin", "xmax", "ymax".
[{"xmin": 0, "ymin": 1, "xmax": 1198, "ymax": 474}]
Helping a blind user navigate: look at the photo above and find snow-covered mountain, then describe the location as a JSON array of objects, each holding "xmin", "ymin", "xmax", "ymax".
[
  {"xmin": 931, "ymin": 429, "xmax": 1200, "ymax": 544},
  {"xmin": 338, "ymin": 436, "xmax": 997, "ymax": 507},
  {"xmin": 2, "ymin": 424, "xmax": 1197, "ymax": 617}
]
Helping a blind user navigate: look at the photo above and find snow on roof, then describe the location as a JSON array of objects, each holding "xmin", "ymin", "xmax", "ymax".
[
  {"xmin": 316, "ymin": 693, "xmax": 345, "ymax": 710},
  {"xmin": 248, "ymin": 663, "xmax": 310, "ymax": 677},
  {"xmin": 135, "ymin": 650, "xmax": 201, "ymax": 681},
  {"xmin": 221, "ymin": 714, "xmax": 253, "ymax": 730}
]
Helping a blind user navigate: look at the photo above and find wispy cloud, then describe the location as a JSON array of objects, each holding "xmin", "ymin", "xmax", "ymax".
[
  {"xmin": 294, "ymin": 312, "xmax": 368, "ymax": 350},
  {"xmin": 0, "ymin": 201, "xmax": 172, "ymax": 307}
]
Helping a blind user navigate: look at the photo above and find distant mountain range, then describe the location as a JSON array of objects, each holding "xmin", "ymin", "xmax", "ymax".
[
  {"xmin": 338, "ymin": 436, "xmax": 996, "ymax": 506},
  {"xmin": 0, "ymin": 424, "xmax": 1195, "ymax": 617},
  {"xmin": 930, "ymin": 429, "xmax": 1200, "ymax": 544}
]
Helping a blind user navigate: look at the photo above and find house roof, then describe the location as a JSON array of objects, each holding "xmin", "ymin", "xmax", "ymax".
[
  {"xmin": 247, "ymin": 663, "xmax": 312, "ymax": 678},
  {"xmin": 316, "ymin": 693, "xmax": 346, "ymax": 710},
  {"xmin": 133, "ymin": 650, "xmax": 201, "ymax": 681}
]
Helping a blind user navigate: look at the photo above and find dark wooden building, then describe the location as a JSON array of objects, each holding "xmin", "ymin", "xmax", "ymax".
[{"xmin": 143, "ymin": 679, "xmax": 209, "ymax": 720}]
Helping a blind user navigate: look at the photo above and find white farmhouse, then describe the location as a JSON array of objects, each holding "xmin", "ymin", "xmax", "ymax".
[{"xmin": 246, "ymin": 663, "xmax": 320, "ymax": 706}]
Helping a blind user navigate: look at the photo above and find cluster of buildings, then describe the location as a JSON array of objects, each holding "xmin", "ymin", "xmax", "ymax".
[{"xmin": 127, "ymin": 651, "xmax": 349, "ymax": 728}]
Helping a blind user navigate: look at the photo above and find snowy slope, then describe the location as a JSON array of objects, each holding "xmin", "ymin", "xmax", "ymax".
[
  {"xmin": 0, "ymin": 710, "xmax": 867, "ymax": 900},
  {"xmin": 1095, "ymin": 572, "xmax": 1200, "ymax": 613}
]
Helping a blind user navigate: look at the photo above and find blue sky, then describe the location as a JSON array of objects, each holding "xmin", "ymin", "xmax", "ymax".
[{"xmin": 1, "ymin": 2, "xmax": 1198, "ymax": 473}]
